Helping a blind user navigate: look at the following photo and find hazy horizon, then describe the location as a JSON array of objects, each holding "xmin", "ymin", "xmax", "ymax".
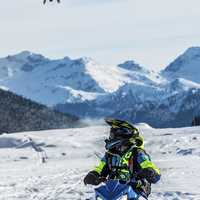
[{"xmin": 0, "ymin": 0, "xmax": 200, "ymax": 70}]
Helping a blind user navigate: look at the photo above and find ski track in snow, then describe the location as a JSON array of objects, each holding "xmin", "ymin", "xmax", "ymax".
[{"xmin": 0, "ymin": 125, "xmax": 200, "ymax": 200}]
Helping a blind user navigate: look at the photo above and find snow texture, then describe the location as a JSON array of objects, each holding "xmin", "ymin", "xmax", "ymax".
[{"xmin": 0, "ymin": 124, "xmax": 200, "ymax": 200}]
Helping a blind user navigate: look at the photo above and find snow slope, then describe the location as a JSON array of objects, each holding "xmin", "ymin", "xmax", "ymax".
[
  {"xmin": 0, "ymin": 52, "xmax": 163, "ymax": 106},
  {"xmin": 1, "ymin": 48, "xmax": 200, "ymax": 127},
  {"xmin": 0, "ymin": 125, "xmax": 200, "ymax": 200},
  {"xmin": 163, "ymin": 47, "xmax": 200, "ymax": 83}
]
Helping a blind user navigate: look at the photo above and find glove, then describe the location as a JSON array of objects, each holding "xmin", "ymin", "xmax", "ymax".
[
  {"xmin": 130, "ymin": 178, "xmax": 144, "ymax": 189},
  {"xmin": 135, "ymin": 180, "xmax": 143, "ymax": 188},
  {"xmin": 137, "ymin": 168, "xmax": 160, "ymax": 183},
  {"xmin": 84, "ymin": 171, "xmax": 102, "ymax": 186},
  {"xmin": 130, "ymin": 178, "xmax": 151, "ymax": 197}
]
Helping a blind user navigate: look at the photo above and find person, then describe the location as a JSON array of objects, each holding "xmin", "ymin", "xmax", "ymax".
[
  {"xmin": 84, "ymin": 118, "xmax": 161, "ymax": 197},
  {"xmin": 43, "ymin": 0, "xmax": 60, "ymax": 4}
]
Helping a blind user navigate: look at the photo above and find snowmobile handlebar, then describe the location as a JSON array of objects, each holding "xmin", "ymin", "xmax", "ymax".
[{"xmin": 98, "ymin": 177, "xmax": 136, "ymax": 186}]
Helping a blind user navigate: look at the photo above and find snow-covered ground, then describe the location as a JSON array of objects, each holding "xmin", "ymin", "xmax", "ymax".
[{"xmin": 0, "ymin": 124, "xmax": 200, "ymax": 200}]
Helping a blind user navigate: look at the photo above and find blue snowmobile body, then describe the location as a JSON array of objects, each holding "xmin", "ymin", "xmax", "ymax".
[{"xmin": 94, "ymin": 180, "xmax": 147, "ymax": 200}]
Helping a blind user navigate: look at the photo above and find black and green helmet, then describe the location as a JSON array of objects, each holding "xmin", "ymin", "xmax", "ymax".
[
  {"xmin": 104, "ymin": 118, "xmax": 143, "ymax": 152},
  {"xmin": 105, "ymin": 118, "xmax": 139, "ymax": 137}
]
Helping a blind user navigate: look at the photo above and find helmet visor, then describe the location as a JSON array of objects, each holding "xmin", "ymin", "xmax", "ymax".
[{"xmin": 110, "ymin": 127, "xmax": 133, "ymax": 140}]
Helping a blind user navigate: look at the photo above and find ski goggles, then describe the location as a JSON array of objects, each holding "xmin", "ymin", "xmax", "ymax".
[
  {"xmin": 109, "ymin": 127, "xmax": 133, "ymax": 140},
  {"xmin": 105, "ymin": 138, "xmax": 130, "ymax": 151}
]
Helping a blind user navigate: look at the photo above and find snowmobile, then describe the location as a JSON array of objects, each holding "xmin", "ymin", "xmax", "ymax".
[
  {"xmin": 43, "ymin": 0, "xmax": 60, "ymax": 4},
  {"xmin": 94, "ymin": 179, "xmax": 148, "ymax": 200}
]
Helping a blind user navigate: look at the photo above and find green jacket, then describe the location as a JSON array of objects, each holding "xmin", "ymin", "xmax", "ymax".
[{"xmin": 94, "ymin": 147, "xmax": 161, "ymax": 183}]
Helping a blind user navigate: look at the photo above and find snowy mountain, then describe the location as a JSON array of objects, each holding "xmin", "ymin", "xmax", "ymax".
[
  {"xmin": 0, "ymin": 48, "xmax": 200, "ymax": 127},
  {"xmin": 0, "ymin": 51, "xmax": 49, "ymax": 80},
  {"xmin": 118, "ymin": 60, "xmax": 149, "ymax": 72},
  {"xmin": 0, "ymin": 124, "xmax": 200, "ymax": 199},
  {"xmin": 162, "ymin": 47, "xmax": 200, "ymax": 83},
  {"xmin": 0, "ymin": 51, "xmax": 164, "ymax": 105},
  {"xmin": 56, "ymin": 77, "xmax": 200, "ymax": 128},
  {"xmin": 0, "ymin": 53, "xmax": 140, "ymax": 105}
]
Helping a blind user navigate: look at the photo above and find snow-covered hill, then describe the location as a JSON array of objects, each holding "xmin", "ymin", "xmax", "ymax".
[
  {"xmin": 0, "ymin": 51, "xmax": 49, "ymax": 80},
  {"xmin": 162, "ymin": 47, "xmax": 200, "ymax": 83},
  {"xmin": 0, "ymin": 125, "xmax": 200, "ymax": 199},
  {"xmin": 0, "ymin": 48, "xmax": 200, "ymax": 127},
  {"xmin": 55, "ymin": 78, "xmax": 200, "ymax": 128},
  {"xmin": 0, "ymin": 51, "xmax": 163, "ymax": 106}
]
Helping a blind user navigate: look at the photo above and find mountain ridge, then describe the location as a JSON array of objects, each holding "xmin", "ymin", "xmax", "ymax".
[
  {"xmin": 0, "ymin": 47, "xmax": 200, "ymax": 127},
  {"xmin": 162, "ymin": 47, "xmax": 200, "ymax": 83}
]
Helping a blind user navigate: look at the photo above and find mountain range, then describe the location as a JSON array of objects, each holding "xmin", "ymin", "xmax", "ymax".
[{"xmin": 0, "ymin": 47, "xmax": 200, "ymax": 128}]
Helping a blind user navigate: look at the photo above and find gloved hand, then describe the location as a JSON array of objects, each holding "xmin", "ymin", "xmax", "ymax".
[
  {"xmin": 84, "ymin": 171, "xmax": 102, "ymax": 186},
  {"xmin": 130, "ymin": 178, "xmax": 151, "ymax": 197},
  {"xmin": 137, "ymin": 168, "xmax": 161, "ymax": 183},
  {"xmin": 135, "ymin": 179, "xmax": 144, "ymax": 188},
  {"xmin": 130, "ymin": 178, "xmax": 144, "ymax": 189}
]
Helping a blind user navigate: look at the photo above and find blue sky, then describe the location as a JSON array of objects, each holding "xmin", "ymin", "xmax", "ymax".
[{"xmin": 0, "ymin": 0, "xmax": 200, "ymax": 70}]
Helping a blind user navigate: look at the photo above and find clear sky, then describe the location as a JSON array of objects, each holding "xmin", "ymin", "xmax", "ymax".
[{"xmin": 0, "ymin": 0, "xmax": 200, "ymax": 70}]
